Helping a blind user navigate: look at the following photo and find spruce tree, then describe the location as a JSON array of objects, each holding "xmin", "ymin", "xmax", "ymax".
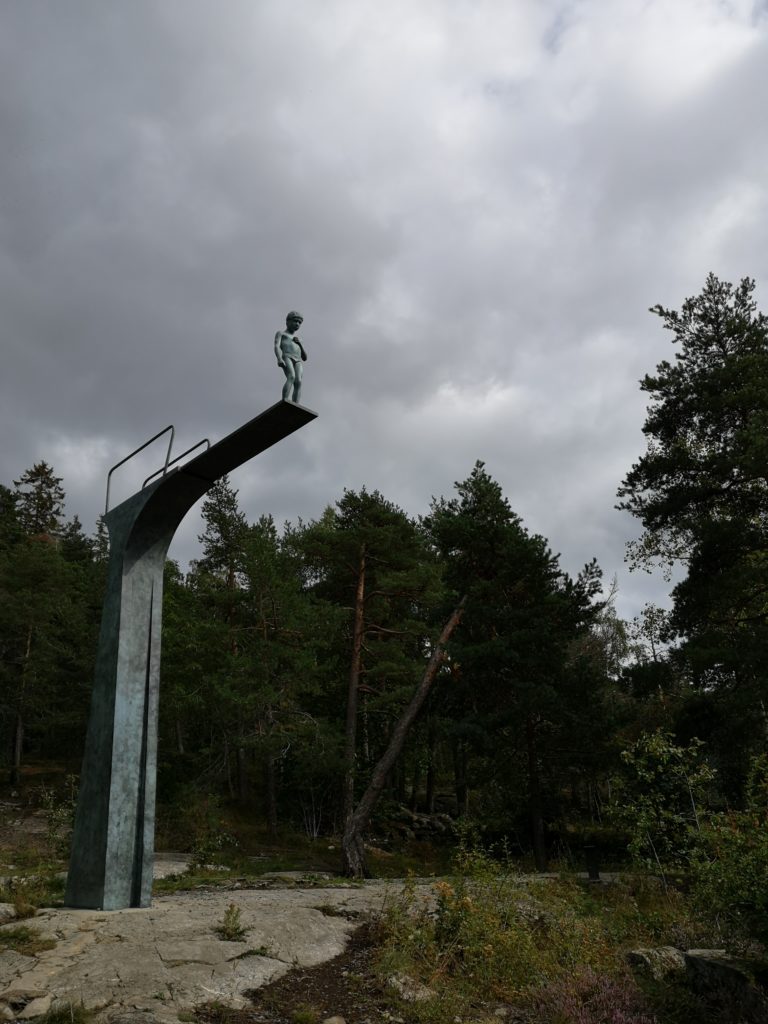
[{"xmin": 13, "ymin": 462, "xmax": 65, "ymax": 537}]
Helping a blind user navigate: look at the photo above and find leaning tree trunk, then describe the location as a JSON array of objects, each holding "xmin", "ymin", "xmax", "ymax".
[
  {"xmin": 341, "ymin": 598, "xmax": 466, "ymax": 878},
  {"xmin": 342, "ymin": 545, "xmax": 366, "ymax": 825}
]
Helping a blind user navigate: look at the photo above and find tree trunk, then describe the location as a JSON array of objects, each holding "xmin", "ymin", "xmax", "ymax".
[
  {"xmin": 9, "ymin": 713, "xmax": 23, "ymax": 788},
  {"xmin": 10, "ymin": 624, "xmax": 33, "ymax": 788},
  {"xmin": 236, "ymin": 744, "xmax": 249, "ymax": 804},
  {"xmin": 425, "ymin": 716, "xmax": 437, "ymax": 814},
  {"xmin": 361, "ymin": 692, "xmax": 370, "ymax": 767},
  {"xmin": 264, "ymin": 754, "xmax": 278, "ymax": 838},
  {"xmin": 342, "ymin": 545, "xmax": 366, "ymax": 825},
  {"xmin": 396, "ymin": 757, "xmax": 407, "ymax": 804},
  {"xmin": 453, "ymin": 739, "xmax": 468, "ymax": 817},
  {"xmin": 341, "ymin": 598, "xmax": 465, "ymax": 878},
  {"xmin": 526, "ymin": 715, "xmax": 547, "ymax": 871},
  {"xmin": 223, "ymin": 733, "xmax": 235, "ymax": 799},
  {"xmin": 175, "ymin": 719, "xmax": 185, "ymax": 756},
  {"xmin": 409, "ymin": 753, "xmax": 422, "ymax": 813}
]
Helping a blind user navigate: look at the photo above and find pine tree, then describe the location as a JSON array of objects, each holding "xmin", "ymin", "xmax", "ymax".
[
  {"xmin": 425, "ymin": 462, "xmax": 604, "ymax": 869},
  {"xmin": 0, "ymin": 486, "xmax": 22, "ymax": 551},
  {"xmin": 299, "ymin": 488, "xmax": 442, "ymax": 841},
  {"xmin": 618, "ymin": 275, "xmax": 768, "ymax": 794},
  {"xmin": 13, "ymin": 462, "xmax": 65, "ymax": 537}
]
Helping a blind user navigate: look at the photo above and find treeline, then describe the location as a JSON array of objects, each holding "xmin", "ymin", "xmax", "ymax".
[{"xmin": 1, "ymin": 274, "xmax": 767, "ymax": 878}]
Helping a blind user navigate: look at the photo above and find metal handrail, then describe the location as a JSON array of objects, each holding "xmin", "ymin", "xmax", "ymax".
[
  {"xmin": 142, "ymin": 438, "xmax": 211, "ymax": 489},
  {"xmin": 105, "ymin": 425, "xmax": 175, "ymax": 514}
]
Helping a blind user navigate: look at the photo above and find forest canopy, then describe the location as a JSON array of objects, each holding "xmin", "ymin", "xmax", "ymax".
[{"xmin": 3, "ymin": 274, "xmax": 768, "ymax": 878}]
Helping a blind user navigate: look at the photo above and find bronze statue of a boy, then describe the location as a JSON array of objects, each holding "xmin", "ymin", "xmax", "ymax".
[{"xmin": 275, "ymin": 311, "xmax": 307, "ymax": 403}]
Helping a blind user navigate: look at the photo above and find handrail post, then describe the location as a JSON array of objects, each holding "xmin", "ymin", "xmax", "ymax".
[{"xmin": 105, "ymin": 425, "xmax": 175, "ymax": 514}]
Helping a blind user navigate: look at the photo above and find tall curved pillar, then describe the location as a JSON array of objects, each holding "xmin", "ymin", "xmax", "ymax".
[{"xmin": 65, "ymin": 401, "xmax": 316, "ymax": 910}]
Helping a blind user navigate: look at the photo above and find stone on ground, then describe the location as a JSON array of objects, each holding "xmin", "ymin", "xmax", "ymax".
[{"xmin": 0, "ymin": 881, "xmax": 408, "ymax": 1021}]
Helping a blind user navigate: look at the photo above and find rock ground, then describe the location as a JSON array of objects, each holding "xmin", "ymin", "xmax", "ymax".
[{"xmin": 0, "ymin": 880, "xmax": 411, "ymax": 1023}]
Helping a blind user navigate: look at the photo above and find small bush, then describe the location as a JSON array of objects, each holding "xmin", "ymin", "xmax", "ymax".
[
  {"xmin": 611, "ymin": 730, "xmax": 714, "ymax": 877},
  {"xmin": 690, "ymin": 755, "xmax": 768, "ymax": 948},
  {"xmin": 2, "ymin": 874, "xmax": 66, "ymax": 919},
  {"xmin": 528, "ymin": 966, "xmax": 657, "ymax": 1024},
  {"xmin": 692, "ymin": 809, "xmax": 768, "ymax": 947},
  {"xmin": 38, "ymin": 775, "xmax": 78, "ymax": 861},
  {"xmin": 291, "ymin": 1007, "xmax": 319, "ymax": 1024},
  {"xmin": 213, "ymin": 903, "xmax": 247, "ymax": 942}
]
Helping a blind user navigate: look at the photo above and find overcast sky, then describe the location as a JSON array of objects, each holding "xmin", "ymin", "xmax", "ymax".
[{"xmin": 2, "ymin": 0, "xmax": 767, "ymax": 621}]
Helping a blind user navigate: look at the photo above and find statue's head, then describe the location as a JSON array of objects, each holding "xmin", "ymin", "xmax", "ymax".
[{"xmin": 286, "ymin": 311, "xmax": 303, "ymax": 330}]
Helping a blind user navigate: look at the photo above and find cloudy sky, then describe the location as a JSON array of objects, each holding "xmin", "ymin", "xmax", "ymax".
[{"xmin": 2, "ymin": 0, "xmax": 767, "ymax": 620}]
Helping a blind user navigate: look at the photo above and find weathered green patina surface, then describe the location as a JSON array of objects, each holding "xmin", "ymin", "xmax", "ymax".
[{"xmin": 65, "ymin": 400, "xmax": 317, "ymax": 910}]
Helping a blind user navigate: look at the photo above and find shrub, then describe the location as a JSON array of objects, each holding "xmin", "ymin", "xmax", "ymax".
[
  {"xmin": 529, "ymin": 966, "xmax": 657, "ymax": 1024},
  {"xmin": 611, "ymin": 730, "xmax": 714, "ymax": 878},
  {"xmin": 214, "ymin": 903, "xmax": 248, "ymax": 942},
  {"xmin": 692, "ymin": 810, "xmax": 768, "ymax": 947},
  {"xmin": 690, "ymin": 755, "xmax": 768, "ymax": 947},
  {"xmin": 376, "ymin": 850, "xmax": 710, "ymax": 1022}
]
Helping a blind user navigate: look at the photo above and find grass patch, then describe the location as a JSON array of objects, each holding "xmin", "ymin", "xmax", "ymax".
[
  {"xmin": 37, "ymin": 1006, "xmax": 93, "ymax": 1024},
  {"xmin": 153, "ymin": 868, "xmax": 238, "ymax": 896},
  {"xmin": 290, "ymin": 1005, "xmax": 320, "ymax": 1024},
  {"xmin": 1, "ymin": 873, "xmax": 66, "ymax": 918},
  {"xmin": 0, "ymin": 924, "xmax": 56, "ymax": 956}
]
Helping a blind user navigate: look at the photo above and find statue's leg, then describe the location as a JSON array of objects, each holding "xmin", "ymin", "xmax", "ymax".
[
  {"xmin": 292, "ymin": 361, "xmax": 303, "ymax": 403},
  {"xmin": 282, "ymin": 364, "xmax": 295, "ymax": 401}
]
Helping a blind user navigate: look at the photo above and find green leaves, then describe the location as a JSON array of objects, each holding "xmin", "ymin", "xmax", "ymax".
[{"xmin": 611, "ymin": 730, "xmax": 714, "ymax": 873}]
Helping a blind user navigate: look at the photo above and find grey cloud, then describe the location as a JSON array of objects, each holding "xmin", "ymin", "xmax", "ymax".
[{"xmin": 2, "ymin": 0, "xmax": 766, "ymax": 625}]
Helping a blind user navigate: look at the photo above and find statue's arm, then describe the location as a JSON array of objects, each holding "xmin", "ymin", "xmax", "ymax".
[
  {"xmin": 297, "ymin": 339, "xmax": 308, "ymax": 361},
  {"xmin": 274, "ymin": 331, "xmax": 284, "ymax": 366}
]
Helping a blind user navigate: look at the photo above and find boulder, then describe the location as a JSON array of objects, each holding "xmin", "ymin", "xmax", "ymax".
[
  {"xmin": 684, "ymin": 949, "xmax": 768, "ymax": 1020},
  {"xmin": 626, "ymin": 946, "xmax": 686, "ymax": 980},
  {"xmin": 17, "ymin": 995, "xmax": 51, "ymax": 1019}
]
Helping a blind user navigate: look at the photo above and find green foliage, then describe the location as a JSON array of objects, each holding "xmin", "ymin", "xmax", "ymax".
[
  {"xmin": 13, "ymin": 462, "xmax": 65, "ymax": 537},
  {"xmin": 612, "ymin": 729, "xmax": 714, "ymax": 874},
  {"xmin": 38, "ymin": 774, "xmax": 78, "ymax": 860},
  {"xmin": 618, "ymin": 274, "xmax": 768, "ymax": 571},
  {"xmin": 377, "ymin": 850, "xmax": 710, "ymax": 1023},
  {"xmin": 37, "ymin": 1006, "xmax": 94, "ymax": 1024},
  {"xmin": 1, "ymin": 873, "xmax": 66, "ymax": 919},
  {"xmin": 214, "ymin": 903, "xmax": 248, "ymax": 941},
  {"xmin": 691, "ymin": 755, "xmax": 768, "ymax": 946},
  {"xmin": 424, "ymin": 462, "xmax": 609, "ymax": 861},
  {"xmin": 692, "ymin": 809, "xmax": 768, "ymax": 947},
  {"xmin": 619, "ymin": 274, "xmax": 768, "ymax": 795},
  {"xmin": 183, "ymin": 791, "xmax": 239, "ymax": 868},
  {"xmin": 290, "ymin": 1008, "xmax": 319, "ymax": 1024}
]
